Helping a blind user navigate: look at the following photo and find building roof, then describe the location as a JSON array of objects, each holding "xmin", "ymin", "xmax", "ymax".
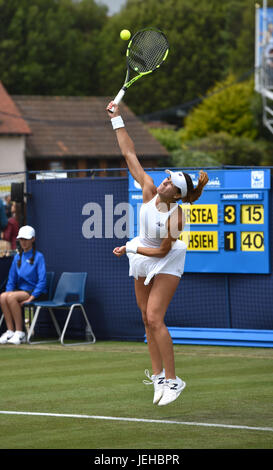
[
  {"xmin": 12, "ymin": 96, "xmax": 169, "ymax": 160},
  {"xmin": 0, "ymin": 82, "xmax": 31, "ymax": 135}
]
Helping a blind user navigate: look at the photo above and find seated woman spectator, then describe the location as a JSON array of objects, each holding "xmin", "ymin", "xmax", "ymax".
[{"xmin": 0, "ymin": 225, "xmax": 47, "ymax": 345}]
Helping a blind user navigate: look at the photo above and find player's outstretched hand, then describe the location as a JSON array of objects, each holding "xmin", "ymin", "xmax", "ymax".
[
  {"xmin": 113, "ymin": 246, "xmax": 126, "ymax": 257},
  {"xmin": 106, "ymin": 101, "xmax": 120, "ymax": 118}
]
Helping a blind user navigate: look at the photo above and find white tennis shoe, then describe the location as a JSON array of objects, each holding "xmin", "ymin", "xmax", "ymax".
[
  {"xmin": 143, "ymin": 369, "xmax": 165, "ymax": 404},
  {"xmin": 0, "ymin": 330, "xmax": 15, "ymax": 344},
  {"xmin": 7, "ymin": 331, "xmax": 26, "ymax": 345},
  {"xmin": 158, "ymin": 376, "xmax": 186, "ymax": 406}
]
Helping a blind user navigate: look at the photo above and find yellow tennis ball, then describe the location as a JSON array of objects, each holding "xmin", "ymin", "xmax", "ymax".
[{"xmin": 120, "ymin": 29, "xmax": 131, "ymax": 41}]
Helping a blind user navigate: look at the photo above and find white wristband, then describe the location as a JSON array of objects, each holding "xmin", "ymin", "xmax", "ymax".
[
  {"xmin": 126, "ymin": 242, "xmax": 137, "ymax": 254},
  {"xmin": 111, "ymin": 116, "xmax": 125, "ymax": 130}
]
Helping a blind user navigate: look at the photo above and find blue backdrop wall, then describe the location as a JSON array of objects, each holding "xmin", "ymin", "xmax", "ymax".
[{"xmin": 24, "ymin": 175, "xmax": 273, "ymax": 341}]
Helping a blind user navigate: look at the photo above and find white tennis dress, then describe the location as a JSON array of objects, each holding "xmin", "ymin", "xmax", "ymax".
[{"xmin": 127, "ymin": 195, "xmax": 187, "ymax": 285}]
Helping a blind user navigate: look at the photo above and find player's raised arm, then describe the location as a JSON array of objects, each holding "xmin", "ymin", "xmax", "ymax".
[{"xmin": 106, "ymin": 102, "xmax": 156, "ymax": 201}]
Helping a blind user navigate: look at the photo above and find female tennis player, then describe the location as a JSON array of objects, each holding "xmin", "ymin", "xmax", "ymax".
[{"xmin": 107, "ymin": 102, "xmax": 208, "ymax": 406}]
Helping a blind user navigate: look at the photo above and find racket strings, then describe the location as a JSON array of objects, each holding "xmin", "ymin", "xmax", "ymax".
[{"xmin": 128, "ymin": 30, "xmax": 169, "ymax": 73}]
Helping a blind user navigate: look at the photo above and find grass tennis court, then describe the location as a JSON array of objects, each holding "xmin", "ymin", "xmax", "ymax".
[{"xmin": 0, "ymin": 341, "xmax": 272, "ymax": 449}]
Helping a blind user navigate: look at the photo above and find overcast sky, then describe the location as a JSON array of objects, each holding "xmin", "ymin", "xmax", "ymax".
[{"xmin": 96, "ymin": 0, "xmax": 126, "ymax": 15}]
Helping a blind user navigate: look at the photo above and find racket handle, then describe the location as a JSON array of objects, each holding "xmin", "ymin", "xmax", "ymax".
[{"xmin": 109, "ymin": 88, "xmax": 126, "ymax": 113}]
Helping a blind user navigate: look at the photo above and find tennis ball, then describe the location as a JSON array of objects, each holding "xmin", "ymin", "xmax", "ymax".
[{"xmin": 120, "ymin": 29, "xmax": 131, "ymax": 41}]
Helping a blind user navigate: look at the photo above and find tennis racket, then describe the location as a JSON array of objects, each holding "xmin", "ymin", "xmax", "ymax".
[{"xmin": 110, "ymin": 27, "xmax": 169, "ymax": 112}]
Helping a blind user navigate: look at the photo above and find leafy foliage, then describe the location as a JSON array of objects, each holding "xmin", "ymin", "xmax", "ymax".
[
  {"xmin": 149, "ymin": 122, "xmax": 273, "ymax": 168},
  {"xmin": 149, "ymin": 127, "xmax": 182, "ymax": 152},
  {"xmin": 172, "ymin": 132, "xmax": 270, "ymax": 167},
  {"xmin": 0, "ymin": 0, "xmax": 107, "ymax": 95},
  {"xmin": 181, "ymin": 76, "xmax": 258, "ymax": 141}
]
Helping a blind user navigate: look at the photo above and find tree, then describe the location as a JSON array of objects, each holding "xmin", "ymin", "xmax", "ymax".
[
  {"xmin": 181, "ymin": 76, "xmax": 258, "ymax": 141},
  {"xmin": 0, "ymin": 0, "xmax": 107, "ymax": 95},
  {"xmin": 149, "ymin": 127, "xmax": 272, "ymax": 167},
  {"xmin": 172, "ymin": 133, "xmax": 269, "ymax": 167},
  {"xmin": 148, "ymin": 127, "xmax": 182, "ymax": 152},
  {"xmin": 228, "ymin": 0, "xmax": 255, "ymax": 76},
  {"xmin": 148, "ymin": 76, "xmax": 273, "ymax": 167}
]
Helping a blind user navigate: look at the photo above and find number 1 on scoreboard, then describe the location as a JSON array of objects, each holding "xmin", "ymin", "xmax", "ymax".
[{"xmin": 224, "ymin": 231, "xmax": 236, "ymax": 251}]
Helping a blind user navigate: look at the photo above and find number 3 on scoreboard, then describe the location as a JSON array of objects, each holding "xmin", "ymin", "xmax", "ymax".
[{"xmin": 224, "ymin": 205, "xmax": 236, "ymax": 224}]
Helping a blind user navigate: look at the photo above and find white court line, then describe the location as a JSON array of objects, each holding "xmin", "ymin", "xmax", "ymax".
[{"xmin": 0, "ymin": 410, "xmax": 272, "ymax": 433}]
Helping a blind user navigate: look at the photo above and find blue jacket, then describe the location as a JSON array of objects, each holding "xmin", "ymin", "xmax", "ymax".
[{"xmin": 6, "ymin": 249, "xmax": 47, "ymax": 298}]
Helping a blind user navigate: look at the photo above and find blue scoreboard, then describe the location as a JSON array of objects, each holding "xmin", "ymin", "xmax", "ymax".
[{"xmin": 128, "ymin": 168, "xmax": 271, "ymax": 274}]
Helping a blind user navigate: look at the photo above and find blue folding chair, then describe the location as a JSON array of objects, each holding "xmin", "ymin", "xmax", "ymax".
[
  {"xmin": 24, "ymin": 271, "xmax": 55, "ymax": 334},
  {"xmin": 45, "ymin": 271, "xmax": 55, "ymax": 300},
  {"xmin": 27, "ymin": 272, "xmax": 96, "ymax": 346}
]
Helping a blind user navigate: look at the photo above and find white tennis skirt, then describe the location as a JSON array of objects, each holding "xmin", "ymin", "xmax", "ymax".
[{"xmin": 126, "ymin": 236, "xmax": 187, "ymax": 285}]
